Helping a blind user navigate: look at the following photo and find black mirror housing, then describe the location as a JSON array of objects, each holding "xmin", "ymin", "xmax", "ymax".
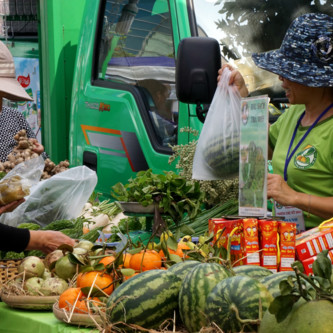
[{"xmin": 176, "ymin": 37, "xmax": 221, "ymax": 105}]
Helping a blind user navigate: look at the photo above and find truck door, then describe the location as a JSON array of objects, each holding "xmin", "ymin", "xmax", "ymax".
[{"xmin": 70, "ymin": 0, "xmax": 185, "ymax": 197}]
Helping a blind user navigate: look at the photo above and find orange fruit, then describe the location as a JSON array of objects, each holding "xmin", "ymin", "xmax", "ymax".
[
  {"xmin": 123, "ymin": 253, "xmax": 132, "ymax": 268},
  {"xmin": 129, "ymin": 250, "xmax": 162, "ymax": 272},
  {"xmin": 159, "ymin": 243, "xmax": 191, "ymax": 260},
  {"xmin": 74, "ymin": 297, "xmax": 100, "ymax": 314},
  {"xmin": 58, "ymin": 287, "xmax": 83, "ymax": 310},
  {"xmin": 79, "ymin": 271, "xmax": 114, "ymax": 296},
  {"xmin": 76, "ymin": 272, "xmax": 84, "ymax": 287},
  {"xmin": 99, "ymin": 255, "xmax": 116, "ymax": 267}
]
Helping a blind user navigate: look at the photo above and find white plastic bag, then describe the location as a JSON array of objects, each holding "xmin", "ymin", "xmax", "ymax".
[
  {"xmin": 0, "ymin": 156, "xmax": 45, "ymax": 205},
  {"xmin": 0, "ymin": 165, "xmax": 97, "ymax": 227},
  {"xmin": 192, "ymin": 68, "xmax": 241, "ymax": 180}
]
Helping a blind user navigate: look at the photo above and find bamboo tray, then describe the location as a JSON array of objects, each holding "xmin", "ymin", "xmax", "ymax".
[
  {"xmin": 53, "ymin": 302, "xmax": 103, "ymax": 327},
  {"xmin": 117, "ymin": 201, "xmax": 155, "ymax": 214},
  {"xmin": 1, "ymin": 292, "xmax": 58, "ymax": 310},
  {"xmin": 0, "ymin": 259, "xmax": 22, "ymax": 286}
]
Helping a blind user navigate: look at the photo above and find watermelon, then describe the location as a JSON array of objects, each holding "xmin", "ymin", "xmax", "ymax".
[
  {"xmin": 206, "ymin": 275, "xmax": 273, "ymax": 333},
  {"xmin": 167, "ymin": 260, "xmax": 200, "ymax": 280},
  {"xmin": 178, "ymin": 262, "xmax": 232, "ymax": 332},
  {"xmin": 259, "ymin": 271, "xmax": 295, "ymax": 297},
  {"xmin": 233, "ymin": 265, "xmax": 273, "ymax": 280},
  {"xmin": 106, "ymin": 269, "xmax": 181, "ymax": 329}
]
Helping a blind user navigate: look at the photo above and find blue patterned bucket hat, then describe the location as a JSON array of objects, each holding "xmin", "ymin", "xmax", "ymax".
[{"xmin": 252, "ymin": 13, "xmax": 333, "ymax": 87}]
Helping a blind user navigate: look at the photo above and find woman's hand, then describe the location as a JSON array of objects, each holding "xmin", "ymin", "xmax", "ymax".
[
  {"xmin": 0, "ymin": 199, "xmax": 25, "ymax": 214},
  {"xmin": 218, "ymin": 64, "xmax": 249, "ymax": 98},
  {"xmin": 29, "ymin": 138, "xmax": 44, "ymax": 154},
  {"xmin": 267, "ymin": 173, "xmax": 297, "ymax": 206},
  {"xmin": 26, "ymin": 230, "xmax": 76, "ymax": 254}
]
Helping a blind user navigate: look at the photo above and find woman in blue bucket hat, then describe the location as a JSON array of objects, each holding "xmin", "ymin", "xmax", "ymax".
[{"xmin": 219, "ymin": 13, "xmax": 333, "ymax": 229}]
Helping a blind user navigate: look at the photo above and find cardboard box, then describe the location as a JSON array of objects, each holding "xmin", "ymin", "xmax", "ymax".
[
  {"xmin": 302, "ymin": 249, "xmax": 333, "ymax": 275},
  {"xmin": 295, "ymin": 227, "xmax": 333, "ymax": 261},
  {"xmin": 242, "ymin": 218, "xmax": 260, "ymax": 265},
  {"xmin": 259, "ymin": 220, "xmax": 278, "ymax": 272},
  {"xmin": 279, "ymin": 222, "xmax": 297, "ymax": 271},
  {"xmin": 209, "ymin": 218, "xmax": 246, "ymax": 266}
]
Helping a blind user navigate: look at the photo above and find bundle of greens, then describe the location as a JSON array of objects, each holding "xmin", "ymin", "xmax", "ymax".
[{"xmin": 111, "ymin": 169, "xmax": 205, "ymax": 224}]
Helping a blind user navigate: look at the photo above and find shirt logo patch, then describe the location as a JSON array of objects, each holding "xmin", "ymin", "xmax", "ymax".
[{"xmin": 294, "ymin": 144, "xmax": 317, "ymax": 169}]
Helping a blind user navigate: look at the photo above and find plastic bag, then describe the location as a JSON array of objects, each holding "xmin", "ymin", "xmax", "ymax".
[
  {"xmin": 192, "ymin": 68, "xmax": 241, "ymax": 180},
  {"xmin": 0, "ymin": 156, "xmax": 45, "ymax": 205},
  {"xmin": 0, "ymin": 165, "xmax": 97, "ymax": 228}
]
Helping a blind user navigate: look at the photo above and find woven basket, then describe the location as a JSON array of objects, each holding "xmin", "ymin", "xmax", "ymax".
[{"xmin": 0, "ymin": 259, "xmax": 22, "ymax": 285}]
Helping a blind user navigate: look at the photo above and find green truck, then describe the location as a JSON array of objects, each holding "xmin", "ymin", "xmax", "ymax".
[{"xmin": 2, "ymin": 0, "xmax": 333, "ymax": 198}]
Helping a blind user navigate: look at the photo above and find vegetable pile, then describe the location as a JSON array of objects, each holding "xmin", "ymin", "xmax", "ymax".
[{"xmin": 0, "ymin": 129, "xmax": 69, "ymax": 179}]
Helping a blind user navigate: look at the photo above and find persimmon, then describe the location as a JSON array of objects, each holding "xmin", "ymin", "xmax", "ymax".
[
  {"xmin": 99, "ymin": 255, "xmax": 116, "ymax": 267},
  {"xmin": 58, "ymin": 287, "xmax": 83, "ymax": 310},
  {"xmin": 159, "ymin": 243, "xmax": 191, "ymax": 260},
  {"xmin": 129, "ymin": 250, "xmax": 162, "ymax": 271},
  {"xmin": 76, "ymin": 272, "xmax": 84, "ymax": 287},
  {"xmin": 79, "ymin": 271, "xmax": 114, "ymax": 296},
  {"xmin": 123, "ymin": 253, "xmax": 132, "ymax": 268},
  {"xmin": 74, "ymin": 297, "xmax": 100, "ymax": 314}
]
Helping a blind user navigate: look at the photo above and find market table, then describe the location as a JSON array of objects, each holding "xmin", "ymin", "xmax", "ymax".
[{"xmin": 0, "ymin": 302, "xmax": 99, "ymax": 333}]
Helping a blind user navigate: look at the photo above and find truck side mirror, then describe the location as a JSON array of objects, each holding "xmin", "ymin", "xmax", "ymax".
[{"xmin": 176, "ymin": 37, "xmax": 221, "ymax": 122}]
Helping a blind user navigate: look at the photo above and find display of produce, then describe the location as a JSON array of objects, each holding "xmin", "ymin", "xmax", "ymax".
[
  {"xmin": 0, "ymin": 129, "xmax": 69, "ymax": 179},
  {"xmin": 2, "ymin": 160, "xmax": 333, "ymax": 333}
]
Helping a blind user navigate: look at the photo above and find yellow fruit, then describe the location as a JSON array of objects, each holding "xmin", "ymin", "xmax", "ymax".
[
  {"xmin": 181, "ymin": 235, "xmax": 192, "ymax": 242},
  {"xmin": 160, "ymin": 230, "xmax": 173, "ymax": 243}
]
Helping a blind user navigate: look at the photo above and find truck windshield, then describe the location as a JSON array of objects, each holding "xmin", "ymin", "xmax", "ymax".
[{"xmin": 193, "ymin": 0, "xmax": 333, "ymax": 107}]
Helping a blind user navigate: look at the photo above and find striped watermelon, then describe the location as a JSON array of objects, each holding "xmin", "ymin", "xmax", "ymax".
[
  {"xmin": 259, "ymin": 271, "xmax": 295, "ymax": 297},
  {"xmin": 178, "ymin": 262, "xmax": 232, "ymax": 332},
  {"xmin": 206, "ymin": 275, "xmax": 273, "ymax": 333},
  {"xmin": 106, "ymin": 269, "xmax": 182, "ymax": 329},
  {"xmin": 167, "ymin": 260, "xmax": 200, "ymax": 280},
  {"xmin": 233, "ymin": 265, "xmax": 273, "ymax": 280}
]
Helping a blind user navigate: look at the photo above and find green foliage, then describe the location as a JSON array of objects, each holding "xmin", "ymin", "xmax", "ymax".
[
  {"xmin": 118, "ymin": 217, "xmax": 144, "ymax": 234},
  {"xmin": 111, "ymin": 169, "xmax": 205, "ymax": 223},
  {"xmin": 41, "ymin": 219, "xmax": 75, "ymax": 231},
  {"xmin": 0, "ymin": 251, "xmax": 25, "ymax": 259},
  {"xmin": 17, "ymin": 223, "xmax": 41, "ymax": 230}
]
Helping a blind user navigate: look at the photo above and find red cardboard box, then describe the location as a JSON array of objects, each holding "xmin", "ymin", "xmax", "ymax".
[
  {"xmin": 242, "ymin": 218, "xmax": 260, "ymax": 266},
  {"xmin": 259, "ymin": 220, "xmax": 278, "ymax": 272},
  {"xmin": 302, "ymin": 249, "xmax": 333, "ymax": 275},
  {"xmin": 209, "ymin": 218, "xmax": 246, "ymax": 266},
  {"xmin": 279, "ymin": 222, "xmax": 297, "ymax": 271},
  {"xmin": 295, "ymin": 227, "xmax": 333, "ymax": 262}
]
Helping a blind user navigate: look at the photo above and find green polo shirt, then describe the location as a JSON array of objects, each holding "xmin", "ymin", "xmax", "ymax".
[{"xmin": 269, "ymin": 104, "xmax": 333, "ymax": 228}]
